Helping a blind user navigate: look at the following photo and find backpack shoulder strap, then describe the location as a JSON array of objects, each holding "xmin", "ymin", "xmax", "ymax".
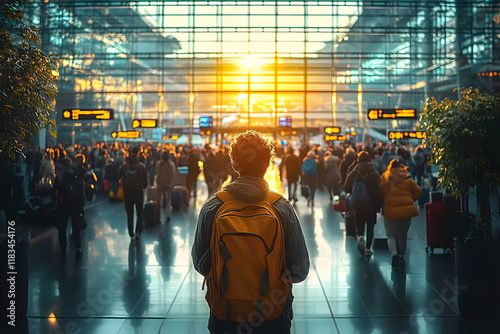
[
  {"xmin": 215, "ymin": 190, "xmax": 235, "ymax": 203},
  {"xmin": 264, "ymin": 191, "xmax": 282, "ymax": 204}
]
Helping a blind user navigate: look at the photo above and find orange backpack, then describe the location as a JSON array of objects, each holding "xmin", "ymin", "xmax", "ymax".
[{"xmin": 204, "ymin": 190, "xmax": 291, "ymax": 323}]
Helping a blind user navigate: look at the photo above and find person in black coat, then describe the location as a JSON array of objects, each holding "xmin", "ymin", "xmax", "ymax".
[
  {"xmin": 340, "ymin": 147, "xmax": 357, "ymax": 189},
  {"xmin": 282, "ymin": 148, "xmax": 301, "ymax": 202},
  {"xmin": 344, "ymin": 151, "xmax": 383, "ymax": 257},
  {"xmin": 203, "ymin": 145, "xmax": 218, "ymax": 198},
  {"xmin": 119, "ymin": 147, "xmax": 148, "ymax": 242},
  {"xmin": 186, "ymin": 147, "xmax": 201, "ymax": 198},
  {"xmin": 55, "ymin": 158, "xmax": 85, "ymax": 259}
]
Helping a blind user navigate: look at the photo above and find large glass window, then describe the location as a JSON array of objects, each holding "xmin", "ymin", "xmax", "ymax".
[{"xmin": 25, "ymin": 0, "xmax": 499, "ymax": 144}]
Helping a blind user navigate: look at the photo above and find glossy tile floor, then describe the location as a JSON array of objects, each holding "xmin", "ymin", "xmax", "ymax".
[{"xmin": 21, "ymin": 171, "xmax": 500, "ymax": 333}]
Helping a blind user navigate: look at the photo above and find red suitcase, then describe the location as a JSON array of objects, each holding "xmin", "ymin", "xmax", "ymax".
[
  {"xmin": 425, "ymin": 202, "xmax": 459, "ymax": 253},
  {"xmin": 333, "ymin": 199, "xmax": 349, "ymax": 212}
]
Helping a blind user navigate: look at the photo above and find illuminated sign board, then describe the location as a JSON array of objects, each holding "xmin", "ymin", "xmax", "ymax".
[
  {"xmin": 280, "ymin": 130, "xmax": 296, "ymax": 136},
  {"xmin": 279, "ymin": 116, "xmax": 292, "ymax": 127},
  {"xmin": 388, "ymin": 131, "xmax": 427, "ymax": 140},
  {"xmin": 63, "ymin": 109, "xmax": 113, "ymax": 120},
  {"xmin": 132, "ymin": 119, "xmax": 158, "ymax": 128},
  {"xmin": 367, "ymin": 108, "xmax": 417, "ymax": 120},
  {"xmin": 477, "ymin": 71, "xmax": 499, "ymax": 77},
  {"xmin": 200, "ymin": 116, "xmax": 213, "ymax": 128},
  {"xmin": 111, "ymin": 131, "xmax": 141, "ymax": 139},
  {"xmin": 200, "ymin": 130, "xmax": 212, "ymax": 135},
  {"xmin": 324, "ymin": 126, "xmax": 341, "ymax": 134},
  {"xmin": 325, "ymin": 135, "xmax": 347, "ymax": 141}
]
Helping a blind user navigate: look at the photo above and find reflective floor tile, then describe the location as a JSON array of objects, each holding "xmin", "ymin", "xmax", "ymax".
[
  {"xmin": 23, "ymin": 178, "xmax": 497, "ymax": 333},
  {"xmin": 291, "ymin": 318, "xmax": 339, "ymax": 334},
  {"xmin": 335, "ymin": 316, "xmax": 475, "ymax": 334},
  {"xmin": 117, "ymin": 319, "xmax": 165, "ymax": 333},
  {"xmin": 158, "ymin": 318, "xmax": 209, "ymax": 334},
  {"xmin": 28, "ymin": 317, "xmax": 126, "ymax": 334}
]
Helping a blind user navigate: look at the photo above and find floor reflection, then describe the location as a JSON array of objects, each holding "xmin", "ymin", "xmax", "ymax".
[
  {"xmin": 23, "ymin": 176, "xmax": 497, "ymax": 333},
  {"xmin": 124, "ymin": 241, "xmax": 150, "ymax": 330}
]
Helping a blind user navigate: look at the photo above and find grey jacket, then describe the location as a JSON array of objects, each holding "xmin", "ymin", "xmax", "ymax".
[{"xmin": 191, "ymin": 175, "xmax": 310, "ymax": 283}]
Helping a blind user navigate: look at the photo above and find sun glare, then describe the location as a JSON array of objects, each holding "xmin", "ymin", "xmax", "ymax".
[{"xmin": 240, "ymin": 54, "xmax": 265, "ymax": 69}]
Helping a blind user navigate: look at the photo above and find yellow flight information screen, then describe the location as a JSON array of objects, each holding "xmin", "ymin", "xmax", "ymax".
[
  {"xmin": 324, "ymin": 127, "xmax": 341, "ymax": 134},
  {"xmin": 325, "ymin": 135, "xmax": 347, "ymax": 141},
  {"xmin": 367, "ymin": 108, "xmax": 417, "ymax": 120},
  {"xmin": 388, "ymin": 131, "xmax": 427, "ymax": 140},
  {"xmin": 62, "ymin": 109, "xmax": 113, "ymax": 120},
  {"xmin": 111, "ymin": 131, "xmax": 141, "ymax": 139},
  {"xmin": 132, "ymin": 119, "xmax": 158, "ymax": 128}
]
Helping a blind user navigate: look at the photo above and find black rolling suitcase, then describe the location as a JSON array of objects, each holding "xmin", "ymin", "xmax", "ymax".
[
  {"xmin": 345, "ymin": 209, "xmax": 356, "ymax": 236},
  {"xmin": 143, "ymin": 201, "xmax": 160, "ymax": 226}
]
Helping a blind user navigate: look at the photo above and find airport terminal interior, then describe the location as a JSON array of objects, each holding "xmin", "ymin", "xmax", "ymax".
[
  {"xmin": 1, "ymin": 0, "xmax": 500, "ymax": 333},
  {"xmin": 17, "ymin": 170, "xmax": 500, "ymax": 333}
]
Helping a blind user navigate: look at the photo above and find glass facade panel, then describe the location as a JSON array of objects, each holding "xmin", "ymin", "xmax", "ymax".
[{"xmin": 24, "ymin": 0, "xmax": 499, "ymax": 144}]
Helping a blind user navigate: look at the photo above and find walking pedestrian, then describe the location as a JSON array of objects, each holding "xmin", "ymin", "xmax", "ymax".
[
  {"xmin": 155, "ymin": 151, "xmax": 176, "ymax": 223},
  {"xmin": 344, "ymin": 151, "xmax": 383, "ymax": 256},
  {"xmin": 282, "ymin": 148, "xmax": 301, "ymax": 203},
  {"xmin": 379, "ymin": 159, "xmax": 422, "ymax": 267},
  {"xmin": 54, "ymin": 157, "xmax": 85, "ymax": 259},
  {"xmin": 191, "ymin": 130, "xmax": 309, "ymax": 334},
  {"xmin": 119, "ymin": 147, "xmax": 148, "ymax": 242},
  {"xmin": 301, "ymin": 150, "xmax": 319, "ymax": 207}
]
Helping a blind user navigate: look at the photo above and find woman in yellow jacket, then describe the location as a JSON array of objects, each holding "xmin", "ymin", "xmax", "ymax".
[{"xmin": 379, "ymin": 159, "xmax": 422, "ymax": 267}]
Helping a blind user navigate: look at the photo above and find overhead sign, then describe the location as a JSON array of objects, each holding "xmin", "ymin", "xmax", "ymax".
[
  {"xmin": 63, "ymin": 109, "xmax": 113, "ymax": 120},
  {"xmin": 367, "ymin": 108, "xmax": 417, "ymax": 120},
  {"xmin": 132, "ymin": 119, "xmax": 158, "ymax": 128},
  {"xmin": 199, "ymin": 116, "xmax": 213, "ymax": 128},
  {"xmin": 111, "ymin": 131, "xmax": 141, "ymax": 139},
  {"xmin": 325, "ymin": 135, "xmax": 347, "ymax": 141},
  {"xmin": 279, "ymin": 116, "xmax": 292, "ymax": 127},
  {"xmin": 477, "ymin": 71, "xmax": 499, "ymax": 77},
  {"xmin": 324, "ymin": 126, "xmax": 341, "ymax": 134},
  {"xmin": 388, "ymin": 131, "xmax": 427, "ymax": 140},
  {"xmin": 280, "ymin": 130, "xmax": 296, "ymax": 136}
]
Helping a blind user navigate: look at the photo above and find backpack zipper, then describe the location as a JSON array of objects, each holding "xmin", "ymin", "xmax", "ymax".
[
  {"xmin": 218, "ymin": 206, "xmax": 274, "ymax": 218},
  {"xmin": 220, "ymin": 232, "xmax": 271, "ymax": 253}
]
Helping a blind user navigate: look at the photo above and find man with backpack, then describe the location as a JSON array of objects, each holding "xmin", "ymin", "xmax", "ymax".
[
  {"xmin": 344, "ymin": 151, "xmax": 383, "ymax": 256},
  {"xmin": 54, "ymin": 157, "xmax": 85, "ymax": 259},
  {"xmin": 119, "ymin": 147, "xmax": 148, "ymax": 242},
  {"xmin": 191, "ymin": 130, "xmax": 309, "ymax": 334}
]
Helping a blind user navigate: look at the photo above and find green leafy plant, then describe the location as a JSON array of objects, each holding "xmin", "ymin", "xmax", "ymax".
[
  {"xmin": 420, "ymin": 87, "xmax": 500, "ymax": 241},
  {"xmin": 420, "ymin": 88, "xmax": 500, "ymax": 199},
  {"xmin": 0, "ymin": 0, "xmax": 58, "ymax": 159}
]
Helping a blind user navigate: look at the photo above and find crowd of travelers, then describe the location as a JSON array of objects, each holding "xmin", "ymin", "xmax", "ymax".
[
  {"xmin": 0, "ymin": 132, "xmax": 433, "ymax": 333},
  {"xmin": 280, "ymin": 139, "xmax": 428, "ymax": 267},
  {"xmin": 3, "ymin": 138, "xmax": 429, "ymax": 265}
]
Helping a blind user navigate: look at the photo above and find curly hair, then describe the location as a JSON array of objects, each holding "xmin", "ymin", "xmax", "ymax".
[{"xmin": 229, "ymin": 130, "xmax": 275, "ymax": 177}]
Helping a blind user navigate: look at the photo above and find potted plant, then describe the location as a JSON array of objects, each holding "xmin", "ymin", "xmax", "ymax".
[{"xmin": 420, "ymin": 87, "xmax": 500, "ymax": 317}]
